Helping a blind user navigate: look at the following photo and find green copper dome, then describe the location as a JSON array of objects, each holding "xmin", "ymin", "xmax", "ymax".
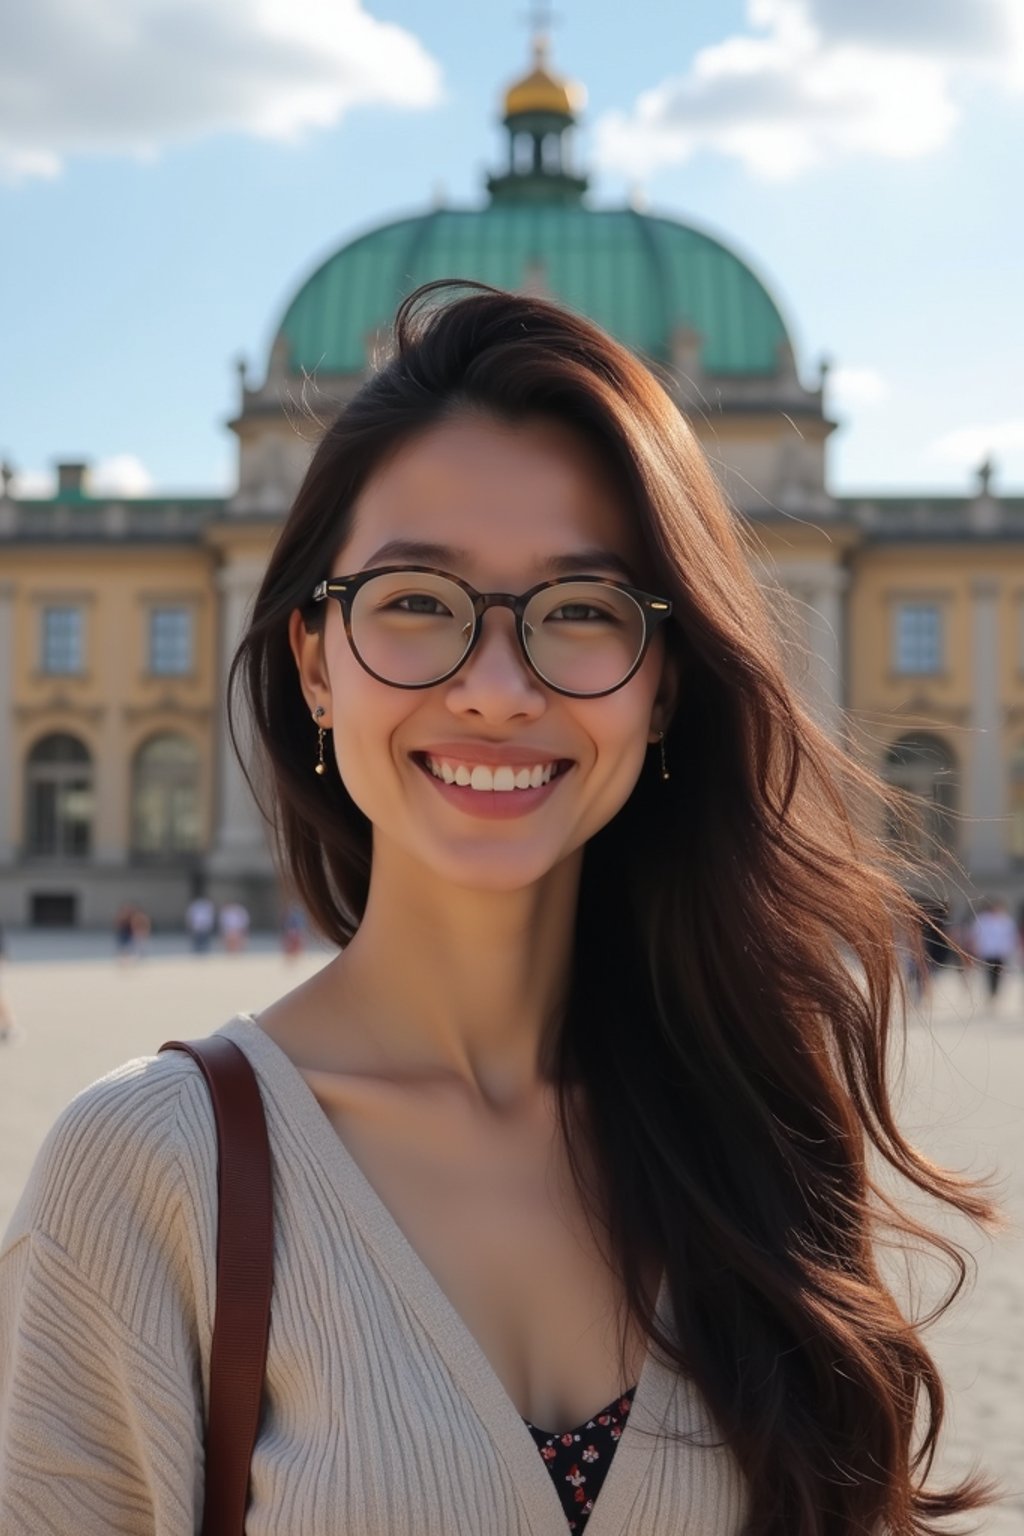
[
  {"xmin": 273, "ymin": 39, "xmax": 792, "ymax": 381},
  {"xmin": 276, "ymin": 204, "xmax": 792, "ymax": 379}
]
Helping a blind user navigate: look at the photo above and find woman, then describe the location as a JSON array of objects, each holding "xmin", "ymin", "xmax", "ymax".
[{"xmin": 0, "ymin": 283, "xmax": 997, "ymax": 1534}]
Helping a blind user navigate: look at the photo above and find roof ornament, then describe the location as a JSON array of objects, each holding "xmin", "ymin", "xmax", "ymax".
[
  {"xmin": 521, "ymin": 0, "xmax": 559, "ymax": 48},
  {"xmin": 490, "ymin": 5, "xmax": 587, "ymax": 203},
  {"xmin": 976, "ymin": 456, "xmax": 995, "ymax": 497}
]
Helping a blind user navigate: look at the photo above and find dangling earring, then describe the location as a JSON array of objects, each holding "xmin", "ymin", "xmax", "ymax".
[
  {"xmin": 313, "ymin": 706, "xmax": 326, "ymax": 775},
  {"xmin": 657, "ymin": 729, "xmax": 669, "ymax": 782}
]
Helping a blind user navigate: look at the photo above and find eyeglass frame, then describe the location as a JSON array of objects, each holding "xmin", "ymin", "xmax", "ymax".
[{"xmin": 310, "ymin": 565, "xmax": 673, "ymax": 699}]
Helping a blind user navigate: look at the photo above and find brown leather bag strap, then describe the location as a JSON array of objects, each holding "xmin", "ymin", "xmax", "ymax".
[{"xmin": 160, "ymin": 1035, "xmax": 274, "ymax": 1536}]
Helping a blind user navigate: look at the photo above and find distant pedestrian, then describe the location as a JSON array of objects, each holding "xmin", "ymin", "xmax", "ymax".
[
  {"xmin": 897, "ymin": 910, "xmax": 928, "ymax": 1005},
  {"xmin": 185, "ymin": 893, "xmax": 216, "ymax": 955},
  {"xmin": 130, "ymin": 907, "xmax": 151, "ymax": 958},
  {"xmin": 113, "ymin": 904, "xmax": 136, "ymax": 964},
  {"xmin": 908, "ymin": 898, "xmax": 952, "ymax": 1005},
  {"xmin": 968, "ymin": 897, "xmax": 1018, "ymax": 1001},
  {"xmin": 0, "ymin": 924, "xmax": 16, "ymax": 1043},
  {"xmin": 281, "ymin": 902, "xmax": 307, "ymax": 959},
  {"xmin": 946, "ymin": 907, "xmax": 975, "ymax": 993},
  {"xmin": 921, "ymin": 899, "xmax": 952, "ymax": 972},
  {"xmin": 218, "ymin": 900, "xmax": 250, "ymax": 954}
]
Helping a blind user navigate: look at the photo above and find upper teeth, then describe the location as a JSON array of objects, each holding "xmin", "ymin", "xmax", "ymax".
[{"xmin": 424, "ymin": 757, "xmax": 559, "ymax": 791}]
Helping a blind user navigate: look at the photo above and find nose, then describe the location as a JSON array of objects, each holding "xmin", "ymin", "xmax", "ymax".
[{"xmin": 443, "ymin": 607, "xmax": 546, "ymax": 722}]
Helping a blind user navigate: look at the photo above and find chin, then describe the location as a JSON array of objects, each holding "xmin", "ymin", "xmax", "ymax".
[{"xmin": 415, "ymin": 836, "xmax": 581, "ymax": 896}]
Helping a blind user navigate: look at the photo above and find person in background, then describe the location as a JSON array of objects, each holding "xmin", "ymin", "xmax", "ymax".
[
  {"xmin": 944, "ymin": 905, "xmax": 973, "ymax": 993},
  {"xmin": 906, "ymin": 897, "xmax": 953, "ymax": 1006},
  {"xmin": 899, "ymin": 902, "xmax": 930, "ymax": 1006},
  {"xmin": 113, "ymin": 903, "xmax": 136, "ymax": 964},
  {"xmin": 281, "ymin": 902, "xmax": 307, "ymax": 960},
  {"xmin": 0, "ymin": 924, "xmax": 17, "ymax": 1044},
  {"xmin": 184, "ymin": 891, "xmax": 216, "ymax": 954},
  {"xmin": 921, "ymin": 898, "xmax": 952, "ymax": 975},
  {"xmin": 129, "ymin": 907, "xmax": 152, "ymax": 959},
  {"xmin": 218, "ymin": 899, "xmax": 250, "ymax": 954},
  {"xmin": 968, "ymin": 896, "xmax": 1018, "ymax": 1003}
]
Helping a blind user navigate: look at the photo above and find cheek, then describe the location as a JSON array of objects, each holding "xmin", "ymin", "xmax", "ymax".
[
  {"xmin": 574, "ymin": 691, "xmax": 656, "ymax": 799},
  {"xmin": 326, "ymin": 648, "xmax": 409, "ymax": 784},
  {"xmin": 588, "ymin": 657, "xmax": 661, "ymax": 747}
]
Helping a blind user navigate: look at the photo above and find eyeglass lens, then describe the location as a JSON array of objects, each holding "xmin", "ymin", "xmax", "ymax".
[{"xmin": 348, "ymin": 571, "xmax": 647, "ymax": 694}]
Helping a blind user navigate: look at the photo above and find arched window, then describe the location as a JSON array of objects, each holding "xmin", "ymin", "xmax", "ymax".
[
  {"xmin": 25, "ymin": 733, "xmax": 94, "ymax": 858},
  {"xmin": 131, "ymin": 734, "xmax": 202, "ymax": 856},
  {"xmin": 883, "ymin": 733, "xmax": 958, "ymax": 863}
]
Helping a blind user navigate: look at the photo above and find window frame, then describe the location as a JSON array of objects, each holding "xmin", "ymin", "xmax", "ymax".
[
  {"xmin": 892, "ymin": 599, "xmax": 944, "ymax": 677},
  {"xmin": 40, "ymin": 604, "xmax": 85, "ymax": 676}
]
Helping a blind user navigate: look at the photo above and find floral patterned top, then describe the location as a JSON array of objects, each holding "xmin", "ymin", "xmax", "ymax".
[{"xmin": 523, "ymin": 1387, "xmax": 637, "ymax": 1531}]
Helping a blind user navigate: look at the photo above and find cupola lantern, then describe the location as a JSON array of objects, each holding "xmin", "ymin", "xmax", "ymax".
[{"xmin": 487, "ymin": 29, "xmax": 588, "ymax": 206}]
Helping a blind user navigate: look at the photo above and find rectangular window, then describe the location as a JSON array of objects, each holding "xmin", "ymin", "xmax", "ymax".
[
  {"xmin": 894, "ymin": 603, "xmax": 943, "ymax": 675},
  {"xmin": 149, "ymin": 607, "xmax": 192, "ymax": 675},
  {"xmin": 41, "ymin": 607, "xmax": 83, "ymax": 674}
]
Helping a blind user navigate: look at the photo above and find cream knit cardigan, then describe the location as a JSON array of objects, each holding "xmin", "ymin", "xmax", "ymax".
[{"xmin": 0, "ymin": 1015, "xmax": 748, "ymax": 1535}]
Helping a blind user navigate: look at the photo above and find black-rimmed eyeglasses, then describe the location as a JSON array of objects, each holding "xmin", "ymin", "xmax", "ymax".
[{"xmin": 311, "ymin": 566, "xmax": 672, "ymax": 698}]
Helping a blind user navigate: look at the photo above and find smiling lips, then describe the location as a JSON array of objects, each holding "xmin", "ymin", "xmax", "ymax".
[
  {"xmin": 424, "ymin": 756, "xmax": 561, "ymax": 792},
  {"xmin": 413, "ymin": 750, "xmax": 573, "ymax": 794}
]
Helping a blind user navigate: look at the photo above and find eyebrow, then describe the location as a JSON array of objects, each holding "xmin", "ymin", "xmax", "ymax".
[{"xmin": 360, "ymin": 539, "xmax": 638, "ymax": 583}]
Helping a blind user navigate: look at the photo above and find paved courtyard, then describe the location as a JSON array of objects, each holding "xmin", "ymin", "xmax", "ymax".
[{"xmin": 1, "ymin": 941, "xmax": 1021, "ymax": 1530}]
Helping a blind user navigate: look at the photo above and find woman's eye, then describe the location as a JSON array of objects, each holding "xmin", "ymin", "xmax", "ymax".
[
  {"xmin": 389, "ymin": 594, "xmax": 452, "ymax": 616},
  {"xmin": 548, "ymin": 603, "xmax": 614, "ymax": 622}
]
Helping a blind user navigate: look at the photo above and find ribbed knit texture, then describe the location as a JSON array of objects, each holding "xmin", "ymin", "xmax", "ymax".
[{"xmin": 0, "ymin": 1015, "xmax": 749, "ymax": 1535}]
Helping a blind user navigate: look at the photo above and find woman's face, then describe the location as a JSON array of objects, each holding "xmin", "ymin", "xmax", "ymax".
[{"xmin": 290, "ymin": 413, "xmax": 676, "ymax": 894}]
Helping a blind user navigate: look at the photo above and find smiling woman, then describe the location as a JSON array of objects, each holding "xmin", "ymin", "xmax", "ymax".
[{"xmin": 0, "ymin": 281, "xmax": 999, "ymax": 1536}]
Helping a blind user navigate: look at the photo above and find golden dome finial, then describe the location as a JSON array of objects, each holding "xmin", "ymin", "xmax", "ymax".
[{"xmin": 504, "ymin": 6, "xmax": 585, "ymax": 119}]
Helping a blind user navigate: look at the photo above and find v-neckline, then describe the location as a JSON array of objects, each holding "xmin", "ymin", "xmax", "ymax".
[{"xmin": 218, "ymin": 1014, "xmax": 680, "ymax": 1536}]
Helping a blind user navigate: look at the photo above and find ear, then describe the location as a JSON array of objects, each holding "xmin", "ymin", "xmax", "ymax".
[
  {"xmin": 288, "ymin": 608, "xmax": 333, "ymax": 724},
  {"xmin": 648, "ymin": 649, "xmax": 680, "ymax": 742}
]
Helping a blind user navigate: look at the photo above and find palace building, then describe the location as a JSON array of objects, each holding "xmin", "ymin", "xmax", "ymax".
[{"xmin": 1, "ymin": 35, "xmax": 1021, "ymax": 929}]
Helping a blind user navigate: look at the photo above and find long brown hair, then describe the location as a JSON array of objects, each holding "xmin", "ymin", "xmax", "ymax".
[{"xmin": 230, "ymin": 280, "xmax": 998, "ymax": 1534}]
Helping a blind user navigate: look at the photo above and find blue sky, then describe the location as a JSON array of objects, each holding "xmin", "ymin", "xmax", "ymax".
[{"xmin": 1, "ymin": 0, "xmax": 1021, "ymax": 499}]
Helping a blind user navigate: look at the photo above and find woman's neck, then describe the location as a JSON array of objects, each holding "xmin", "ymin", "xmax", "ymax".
[{"xmin": 310, "ymin": 850, "xmax": 582, "ymax": 1108}]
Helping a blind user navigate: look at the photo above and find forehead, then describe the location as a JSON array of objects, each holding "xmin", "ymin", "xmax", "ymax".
[{"xmin": 338, "ymin": 414, "xmax": 645, "ymax": 578}]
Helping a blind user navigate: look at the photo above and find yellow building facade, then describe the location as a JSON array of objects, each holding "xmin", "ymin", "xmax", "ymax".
[{"xmin": 1, "ymin": 41, "xmax": 1019, "ymax": 929}]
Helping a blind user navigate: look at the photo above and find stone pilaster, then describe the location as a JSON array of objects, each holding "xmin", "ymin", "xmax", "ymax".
[
  {"xmin": 772, "ymin": 561, "xmax": 848, "ymax": 740},
  {"xmin": 208, "ymin": 560, "xmax": 275, "ymax": 877},
  {"xmin": 803, "ymin": 567, "xmax": 848, "ymax": 740},
  {"xmin": 965, "ymin": 578, "xmax": 1007, "ymax": 879},
  {"xmin": 0, "ymin": 582, "xmax": 15, "ymax": 863},
  {"xmin": 92, "ymin": 726, "xmax": 128, "ymax": 865}
]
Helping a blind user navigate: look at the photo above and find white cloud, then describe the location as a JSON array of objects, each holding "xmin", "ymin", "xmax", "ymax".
[
  {"xmin": 9, "ymin": 467, "xmax": 56, "ymax": 497},
  {"xmin": 0, "ymin": 0, "xmax": 443, "ymax": 182},
  {"xmin": 90, "ymin": 454, "xmax": 155, "ymax": 496},
  {"xmin": 828, "ymin": 366, "xmax": 890, "ymax": 410},
  {"xmin": 12, "ymin": 454, "xmax": 155, "ymax": 497},
  {"xmin": 594, "ymin": 0, "xmax": 1023, "ymax": 181},
  {"xmin": 927, "ymin": 419, "xmax": 1024, "ymax": 471}
]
